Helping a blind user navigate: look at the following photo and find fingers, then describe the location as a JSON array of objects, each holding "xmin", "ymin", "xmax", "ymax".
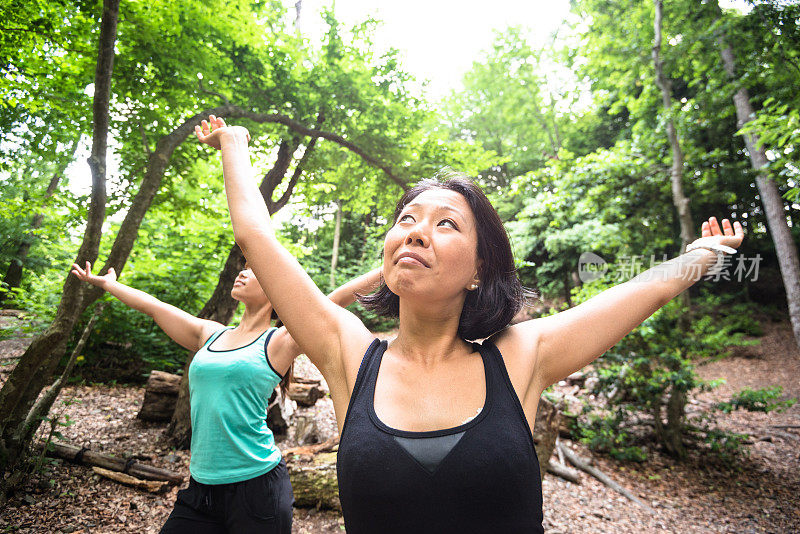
[
  {"xmin": 702, "ymin": 216, "xmax": 745, "ymax": 237},
  {"xmin": 709, "ymin": 216, "xmax": 722, "ymax": 235},
  {"xmin": 721, "ymin": 218, "xmax": 734, "ymax": 236},
  {"xmin": 71, "ymin": 263, "xmax": 87, "ymax": 280}
]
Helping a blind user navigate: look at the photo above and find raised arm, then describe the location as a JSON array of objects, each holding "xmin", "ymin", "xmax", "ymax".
[
  {"xmin": 327, "ymin": 267, "xmax": 382, "ymax": 308},
  {"xmin": 70, "ymin": 262, "xmax": 223, "ymax": 352},
  {"xmin": 195, "ymin": 116, "xmax": 373, "ymax": 376},
  {"xmin": 267, "ymin": 267, "xmax": 385, "ymax": 374},
  {"xmin": 503, "ymin": 216, "xmax": 745, "ymax": 394}
]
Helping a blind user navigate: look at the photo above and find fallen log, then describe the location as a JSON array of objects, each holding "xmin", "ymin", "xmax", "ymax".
[
  {"xmin": 283, "ymin": 436, "xmax": 339, "ymax": 458},
  {"xmin": 267, "ymin": 389, "xmax": 295, "ymax": 439},
  {"xmin": 92, "ymin": 466, "xmax": 171, "ymax": 493},
  {"xmin": 546, "ymin": 460, "xmax": 581, "ymax": 484},
  {"xmin": 771, "ymin": 429, "xmax": 800, "ymax": 442},
  {"xmin": 772, "ymin": 424, "xmax": 800, "ymax": 430},
  {"xmin": 292, "ymin": 376, "xmax": 323, "ymax": 385},
  {"xmin": 281, "ymin": 437, "xmax": 340, "ymax": 510},
  {"xmin": 138, "ymin": 371, "xmax": 181, "ymax": 422},
  {"xmin": 558, "ymin": 442, "xmax": 654, "ymax": 512},
  {"xmin": 42, "ymin": 442, "xmax": 184, "ymax": 485},
  {"xmin": 284, "ymin": 445, "xmax": 342, "ymax": 511},
  {"xmin": 293, "ymin": 414, "xmax": 319, "ymax": 445},
  {"xmin": 288, "ymin": 382, "xmax": 325, "ymax": 407},
  {"xmin": 138, "ymin": 368, "xmax": 325, "ymax": 425}
]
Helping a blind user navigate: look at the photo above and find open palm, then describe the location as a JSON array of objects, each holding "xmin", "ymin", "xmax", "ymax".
[
  {"xmin": 71, "ymin": 261, "xmax": 116, "ymax": 288},
  {"xmin": 691, "ymin": 216, "xmax": 745, "ymax": 250},
  {"xmin": 194, "ymin": 115, "xmax": 250, "ymax": 150}
]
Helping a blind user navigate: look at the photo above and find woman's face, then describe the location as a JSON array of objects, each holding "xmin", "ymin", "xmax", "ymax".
[
  {"xmin": 383, "ymin": 188, "xmax": 481, "ymax": 305},
  {"xmin": 230, "ymin": 267, "xmax": 269, "ymax": 306}
]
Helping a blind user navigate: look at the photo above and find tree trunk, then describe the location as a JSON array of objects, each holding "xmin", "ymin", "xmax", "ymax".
[
  {"xmin": 138, "ymin": 371, "xmax": 181, "ymax": 422},
  {"xmin": 20, "ymin": 304, "xmax": 105, "ymax": 447},
  {"xmin": 653, "ymin": 0, "xmax": 695, "ymax": 251},
  {"xmin": 0, "ymin": 106, "xmax": 253, "ymax": 473},
  {"xmin": 663, "ymin": 386, "xmax": 687, "ymax": 459},
  {"xmin": 715, "ymin": 17, "xmax": 800, "ymax": 350},
  {"xmin": 0, "ymin": 0, "xmax": 119, "ymax": 478},
  {"xmin": 294, "ymin": 0, "xmax": 303, "ymax": 32},
  {"xmin": 329, "ymin": 200, "xmax": 342, "ymax": 290}
]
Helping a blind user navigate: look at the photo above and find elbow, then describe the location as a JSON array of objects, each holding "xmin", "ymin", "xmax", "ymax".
[{"xmin": 233, "ymin": 226, "xmax": 273, "ymax": 256}]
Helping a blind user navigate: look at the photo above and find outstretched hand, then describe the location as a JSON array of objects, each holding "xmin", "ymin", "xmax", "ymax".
[
  {"xmin": 194, "ymin": 115, "xmax": 250, "ymax": 150},
  {"xmin": 688, "ymin": 216, "xmax": 745, "ymax": 251},
  {"xmin": 71, "ymin": 261, "xmax": 116, "ymax": 289}
]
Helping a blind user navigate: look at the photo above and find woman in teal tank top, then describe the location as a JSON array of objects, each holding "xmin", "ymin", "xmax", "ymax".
[{"xmin": 71, "ymin": 260, "xmax": 380, "ymax": 533}]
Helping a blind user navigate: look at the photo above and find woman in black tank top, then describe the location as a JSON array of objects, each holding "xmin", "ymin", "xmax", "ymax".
[
  {"xmin": 337, "ymin": 340, "xmax": 543, "ymax": 532},
  {"xmin": 202, "ymin": 114, "xmax": 744, "ymax": 532}
]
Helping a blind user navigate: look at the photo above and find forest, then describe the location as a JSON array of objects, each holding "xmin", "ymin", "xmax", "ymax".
[{"xmin": 1, "ymin": 0, "xmax": 799, "ymax": 532}]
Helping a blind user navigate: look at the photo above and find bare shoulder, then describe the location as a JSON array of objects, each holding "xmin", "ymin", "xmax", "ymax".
[
  {"xmin": 265, "ymin": 326, "xmax": 300, "ymax": 377},
  {"xmin": 296, "ymin": 308, "xmax": 374, "ymax": 396},
  {"xmin": 488, "ymin": 318, "xmax": 546, "ymax": 396},
  {"xmin": 336, "ymin": 311, "xmax": 378, "ymax": 384},
  {"xmin": 489, "ymin": 318, "xmax": 545, "ymax": 361},
  {"xmin": 197, "ymin": 320, "xmax": 226, "ymax": 350}
]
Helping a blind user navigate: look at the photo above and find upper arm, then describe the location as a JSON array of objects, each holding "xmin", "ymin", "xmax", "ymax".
[
  {"xmin": 241, "ymin": 232, "xmax": 372, "ymax": 374},
  {"xmin": 531, "ymin": 279, "xmax": 670, "ymax": 390},
  {"xmin": 147, "ymin": 302, "xmax": 223, "ymax": 352},
  {"xmin": 218, "ymin": 133, "xmax": 371, "ymax": 376}
]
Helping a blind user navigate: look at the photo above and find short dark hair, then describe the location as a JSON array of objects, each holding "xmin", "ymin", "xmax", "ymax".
[{"xmin": 358, "ymin": 169, "xmax": 533, "ymax": 340}]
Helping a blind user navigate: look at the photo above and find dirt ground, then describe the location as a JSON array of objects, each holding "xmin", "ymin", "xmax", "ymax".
[{"xmin": 0, "ymin": 315, "xmax": 798, "ymax": 533}]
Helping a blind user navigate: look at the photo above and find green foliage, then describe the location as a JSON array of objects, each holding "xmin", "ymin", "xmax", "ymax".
[
  {"xmin": 739, "ymin": 98, "xmax": 800, "ymax": 202},
  {"xmin": 716, "ymin": 386, "xmax": 797, "ymax": 414},
  {"xmin": 576, "ymin": 412, "xmax": 648, "ymax": 462},
  {"xmin": 276, "ymin": 207, "xmax": 395, "ymax": 332},
  {"xmin": 569, "ymin": 280, "xmax": 763, "ymax": 459},
  {"xmin": 698, "ymin": 426, "xmax": 751, "ymax": 466},
  {"xmin": 1, "ymin": 0, "xmax": 795, "ymax": 400}
]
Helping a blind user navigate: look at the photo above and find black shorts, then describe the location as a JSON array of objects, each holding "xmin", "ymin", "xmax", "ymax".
[{"xmin": 160, "ymin": 459, "xmax": 293, "ymax": 534}]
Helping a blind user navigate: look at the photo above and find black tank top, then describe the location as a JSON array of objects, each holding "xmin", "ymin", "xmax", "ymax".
[{"xmin": 337, "ymin": 339, "xmax": 544, "ymax": 534}]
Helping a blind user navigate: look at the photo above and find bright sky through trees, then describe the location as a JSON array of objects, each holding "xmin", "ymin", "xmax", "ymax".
[
  {"xmin": 64, "ymin": 0, "xmax": 749, "ymax": 195},
  {"xmin": 293, "ymin": 0, "xmax": 572, "ymax": 99}
]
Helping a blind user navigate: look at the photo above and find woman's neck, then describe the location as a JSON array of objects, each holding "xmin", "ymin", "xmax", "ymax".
[
  {"xmin": 392, "ymin": 296, "xmax": 469, "ymax": 365},
  {"xmin": 235, "ymin": 301, "xmax": 273, "ymax": 333}
]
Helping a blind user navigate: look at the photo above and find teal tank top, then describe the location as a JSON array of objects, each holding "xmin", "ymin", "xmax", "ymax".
[{"xmin": 188, "ymin": 326, "xmax": 283, "ymax": 484}]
